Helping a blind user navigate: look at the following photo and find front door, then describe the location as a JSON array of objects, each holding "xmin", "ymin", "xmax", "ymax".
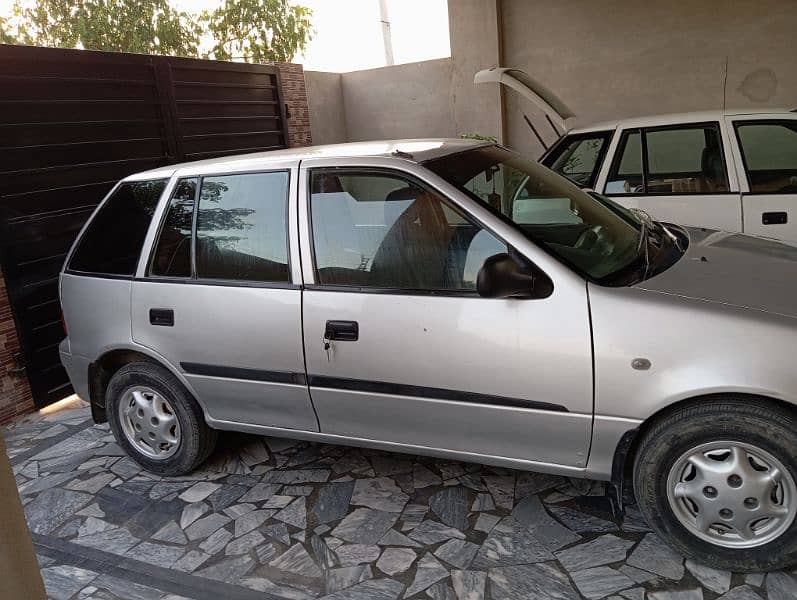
[
  {"xmin": 729, "ymin": 117, "xmax": 797, "ymax": 242},
  {"xmin": 131, "ymin": 167, "xmax": 318, "ymax": 431},
  {"xmin": 299, "ymin": 164, "xmax": 593, "ymax": 469},
  {"xmin": 600, "ymin": 122, "xmax": 742, "ymax": 232}
]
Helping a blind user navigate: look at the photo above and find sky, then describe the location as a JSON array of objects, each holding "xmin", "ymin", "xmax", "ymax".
[{"xmin": 0, "ymin": 0, "xmax": 451, "ymax": 73}]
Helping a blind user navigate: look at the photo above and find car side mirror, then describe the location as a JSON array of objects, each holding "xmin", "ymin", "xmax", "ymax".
[{"xmin": 476, "ymin": 252, "xmax": 552, "ymax": 299}]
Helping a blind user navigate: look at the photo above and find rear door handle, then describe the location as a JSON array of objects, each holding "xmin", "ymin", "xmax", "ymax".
[
  {"xmin": 762, "ymin": 211, "xmax": 788, "ymax": 225},
  {"xmin": 324, "ymin": 320, "xmax": 359, "ymax": 341},
  {"xmin": 149, "ymin": 308, "xmax": 174, "ymax": 327}
]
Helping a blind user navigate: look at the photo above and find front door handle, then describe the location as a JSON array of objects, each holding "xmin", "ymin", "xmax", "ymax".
[{"xmin": 324, "ymin": 320, "xmax": 359, "ymax": 341}]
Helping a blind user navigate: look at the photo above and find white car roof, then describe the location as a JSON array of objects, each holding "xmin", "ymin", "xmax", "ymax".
[
  {"xmin": 569, "ymin": 108, "xmax": 796, "ymax": 134},
  {"xmin": 124, "ymin": 138, "xmax": 489, "ymax": 181}
]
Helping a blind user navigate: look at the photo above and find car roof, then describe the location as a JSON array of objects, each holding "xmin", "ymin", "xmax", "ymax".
[
  {"xmin": 124, "ymin": 138, "xmax": 490, "ymax": 181},
  {"xmin": 568, "ymin": 108, "xmax": 797, "ymax": 134}
]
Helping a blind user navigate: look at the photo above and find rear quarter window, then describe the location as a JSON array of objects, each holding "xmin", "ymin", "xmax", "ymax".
[{"xmin": 68, "ymin": 179, "xmax": 167, "ymax": 276}]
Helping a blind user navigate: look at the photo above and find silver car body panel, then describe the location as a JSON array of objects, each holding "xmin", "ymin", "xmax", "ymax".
[
  {"xmin": 585, "ymin": 226, "xmax": 797, "ymax": 437},
  {"xmin": 205, "ymin": 416, "xmax": 590, "ymax": 477},
  {"xmin": 298, "ymin": 155, "xmax": 594, "ymax": 468},
  {"xmin": 636, "ymin": 228, "xmax": 797, "ymax": 319},
  {"xmin": 57, "ymin": 139, "xmax": 797, "ymax": 482},
  {"xmin": 130, "ymin": 281, "xmax": 317, "ymax": 431}
]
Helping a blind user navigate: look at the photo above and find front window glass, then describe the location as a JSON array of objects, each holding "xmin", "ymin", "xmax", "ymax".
[
  {"xmin": 309, "ymin": 170, "xmax": 507, "ymax": 290},
  {"xmin": 425, "ymin": 146, "xmax": 644, "ymax": 281},
  {"xmin": 736, "ymin": 121, "xmax": 797, "ymax": 193},
  {"xmin": 605, "ymin": 131, "xmax": 643, "ymax": 194},
  {"xmin": 544, "ymin": 132, "xmax": 611, "ymax": 188},
  {"xmin": 69, "ymin": 179, "xmax": 166, "ymax": 276},
  {"xmin": 196, "ymin": 172, "xmax": 289, "ymax": 282}
]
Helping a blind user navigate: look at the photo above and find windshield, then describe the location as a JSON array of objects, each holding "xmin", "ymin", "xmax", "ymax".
[{"xmin": 425, "ymin": 145, "xmax": 645, "ymax": 281}]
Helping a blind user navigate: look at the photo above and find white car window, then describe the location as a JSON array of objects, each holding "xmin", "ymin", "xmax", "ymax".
[{"xmin": 736, "ymin": 121, "xmax": 797, "ymax": 193}]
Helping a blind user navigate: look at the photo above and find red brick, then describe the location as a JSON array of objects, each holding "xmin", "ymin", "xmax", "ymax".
[
  {"xmin": 0, "ymin": 265, "xmax": 34, "ymax": 425},
  {"xmin": 266, "ymin": 62, "xmax": 313, "ymax": 148}
]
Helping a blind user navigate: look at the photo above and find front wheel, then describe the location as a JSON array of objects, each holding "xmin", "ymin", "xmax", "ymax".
[
  {"xmin": 106, "ymin": 361, "xmax": 217, "ymax": 476},
  {"xmin": 633, "ymin": 398, "xmax": 797, "ymax": 572}
]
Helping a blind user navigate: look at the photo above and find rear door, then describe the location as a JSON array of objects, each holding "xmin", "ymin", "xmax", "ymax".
[
  {"xmin": 131, "ymin": 162, "xmax": 318, "ymax": 431},
  {"xmin": 728, "ymin": 116, "xmax": 797, "ymax": 242},
  {"xmin": 297, "ymin": 158, "xmax": 593, "ymax": 470},
  {"xmin": 599, "ymin": 122, "xmax": 742, "ymax": 231}
]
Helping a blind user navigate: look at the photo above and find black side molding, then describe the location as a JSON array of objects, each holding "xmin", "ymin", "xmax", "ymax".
[
  {"xmin": 179, "ymin": 363, "xmax": 568, "ymax": 413},
  {"xmin": 308, "ymin": 375, "xmax": 569, "ymax": 413},
  {"xmin": 181, "ymin": 362, "xmax": 307, "ymax": 385}
]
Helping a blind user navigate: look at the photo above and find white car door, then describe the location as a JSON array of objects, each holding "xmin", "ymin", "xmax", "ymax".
[
  {"xmin": 597, "ymin": 121, "xmax": 742, "ymax": 231},
  {"xmin": 726, "ymin": 114, "xmax": 797, "ymax": 242}
]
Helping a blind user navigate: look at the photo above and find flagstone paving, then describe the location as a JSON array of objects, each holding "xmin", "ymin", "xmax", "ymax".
[{"xmin": 5, "ymin": 401, "xmax": 795, "ymax": 599}]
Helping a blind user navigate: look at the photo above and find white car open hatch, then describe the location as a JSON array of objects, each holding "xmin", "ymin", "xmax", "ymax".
[{"xmin": 474, "ymin": 67, "xmax": 575, "ymax": 133}]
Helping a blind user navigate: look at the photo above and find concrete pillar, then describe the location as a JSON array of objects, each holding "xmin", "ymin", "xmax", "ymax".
[
  {"xmin": 0, "ymin": 433, "xmax": 46, "ymax": 599},
  {"xmin": 447, "ymin": 0, "xmax": 505, "ymax": 142}
]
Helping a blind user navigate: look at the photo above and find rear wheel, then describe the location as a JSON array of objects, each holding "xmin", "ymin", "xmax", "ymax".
[
  {"xmin": 106, "ymin": 361, "xmax": 217, "ymax": 476},
  {"xmin": 633, "ymin": 398, "xmax": 797, "ymax": 572}
]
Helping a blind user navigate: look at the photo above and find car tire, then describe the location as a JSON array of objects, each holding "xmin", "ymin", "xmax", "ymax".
[
  {"xmin": 106, "ymin": 361, "xmax": 217, "ymax": 476},
  {"xmin": 633, "ymin": 397, "xmax": 797, "ymax": 572}
]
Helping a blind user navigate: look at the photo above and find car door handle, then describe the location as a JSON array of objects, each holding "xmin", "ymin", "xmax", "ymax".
[
  {"xmin": 762, "ymin": 211, "xmax": 788, "ymax": 225},
  {"xmin": 149, "ymin": 308, "xmax": 174, "ymax": 327},
  {"xmin": 324, "ymin": 320, "xmax": 359, "ymax": 341}
]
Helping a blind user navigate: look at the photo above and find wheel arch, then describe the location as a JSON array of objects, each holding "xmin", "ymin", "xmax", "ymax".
[
  {"xmin": 87, "ymin": 346, "xmax": 197, "ymax": 423},
  {"xmin": 611, "ymin": 392, "xmax": 797, "ymax": 508}
]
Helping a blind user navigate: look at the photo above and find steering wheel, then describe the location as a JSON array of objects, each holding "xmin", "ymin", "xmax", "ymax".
[
  {"xmin": 575, "ymin": 225, "xmax": 615, "ymax": 256},
  {"xmin": 574, "ymin": 225, "xmax": 602, "ymax": 250}
]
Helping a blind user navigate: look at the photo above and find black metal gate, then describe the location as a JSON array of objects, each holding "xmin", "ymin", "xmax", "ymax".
[{"xmin": 0, "ymin": 44, "xmax": 289, "ymax": 407}]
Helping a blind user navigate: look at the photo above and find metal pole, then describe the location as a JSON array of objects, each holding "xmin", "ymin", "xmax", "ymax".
[{"xmin": 378, "ymin": 0, "xmax": 395, "ymax": 66}]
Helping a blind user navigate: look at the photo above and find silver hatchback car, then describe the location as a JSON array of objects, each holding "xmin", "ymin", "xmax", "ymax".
[{"xmin": 59, "ymin": 139, "xmax": 797, "ymax": 571}]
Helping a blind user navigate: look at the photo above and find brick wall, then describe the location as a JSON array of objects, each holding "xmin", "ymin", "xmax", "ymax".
[
  {"xmin": 0, "ymin": 266, "xmax": 34, "ymax": 425},
  {"xmin": 272, "ymin": 62, "xmax": 313, "ymax": 148}
]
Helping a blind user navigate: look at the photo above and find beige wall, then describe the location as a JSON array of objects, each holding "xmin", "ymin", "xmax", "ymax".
[
  {"xmin": 306, "ymin": 58, "xmax": 456, "ymax": 144},
  {"xmin": 305, "ymin": 0, "xmax": 797, "ymax": 156},
  {"xmin": 497, "ymin": 0, "xmax": 797, "ymax": 157},
  {"xmin": 304, "ymin": 70, "xmax": 346, "ymax": 145},
  {"xmin": 341, "ymin": 58, "xmax": 456, "ymax": 142}
]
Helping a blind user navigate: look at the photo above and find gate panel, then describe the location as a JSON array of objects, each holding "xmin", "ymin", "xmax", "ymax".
[{"xmin": 0, "ymin": 44, "xmax": 290, "ymax": 407}]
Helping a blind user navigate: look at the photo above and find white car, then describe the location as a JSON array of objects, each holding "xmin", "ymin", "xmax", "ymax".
[{"xmin": 477, "ymin": 68, "xmax": 797, "ymax": 243}]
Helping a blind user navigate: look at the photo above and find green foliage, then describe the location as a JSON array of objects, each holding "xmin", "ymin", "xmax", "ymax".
[
  {"xmin": 461, "ymin": 132, "xmax": 498, "ymax": 143},
  {"xmin": 0, "ymin": 0, "xmax": 312, "ymax": 63},
  {"xmin": 201, "ymin": 0, "xmax": 313, "ymax": 63},
  {"xmin": 7, "ymin": 0, "xmax": 201, "ymax": 56}
]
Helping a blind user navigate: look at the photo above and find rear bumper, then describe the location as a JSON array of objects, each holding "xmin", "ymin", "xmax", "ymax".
[{"xmin": 58, "ymin": 338, "xmax": 91, "ymax": 402}]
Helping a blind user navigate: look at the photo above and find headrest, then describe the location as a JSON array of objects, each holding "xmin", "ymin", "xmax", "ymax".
[
  {"xmin": 385, "ymin": 186, "xmax": 420, "ymax": 202},
  {"xmin": 312, "ymin": 174, "xmax": 343, "ymax": 194}
]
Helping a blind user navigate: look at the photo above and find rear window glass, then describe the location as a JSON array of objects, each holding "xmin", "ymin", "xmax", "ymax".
[
  {"xmin": 68, "ymin": 179, "xmax": 166, "ymax": 276},
  {"xmin": 151, "ymin": 178, "xmax": 197, "ymax": 277},
  {"xmin": 196, "ymin": 172, "xmax": 290, "ymax": 282}
]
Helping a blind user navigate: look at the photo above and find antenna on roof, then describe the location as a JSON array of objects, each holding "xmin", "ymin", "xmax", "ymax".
[{"xmin": 392, "ymin": 149, "xmax": 413, "ymax": 160}]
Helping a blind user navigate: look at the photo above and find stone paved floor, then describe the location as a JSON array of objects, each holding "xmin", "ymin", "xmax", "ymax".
[{"xmin": 5, "ymin": 401, "xmax": 796, "ymax": 600}]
